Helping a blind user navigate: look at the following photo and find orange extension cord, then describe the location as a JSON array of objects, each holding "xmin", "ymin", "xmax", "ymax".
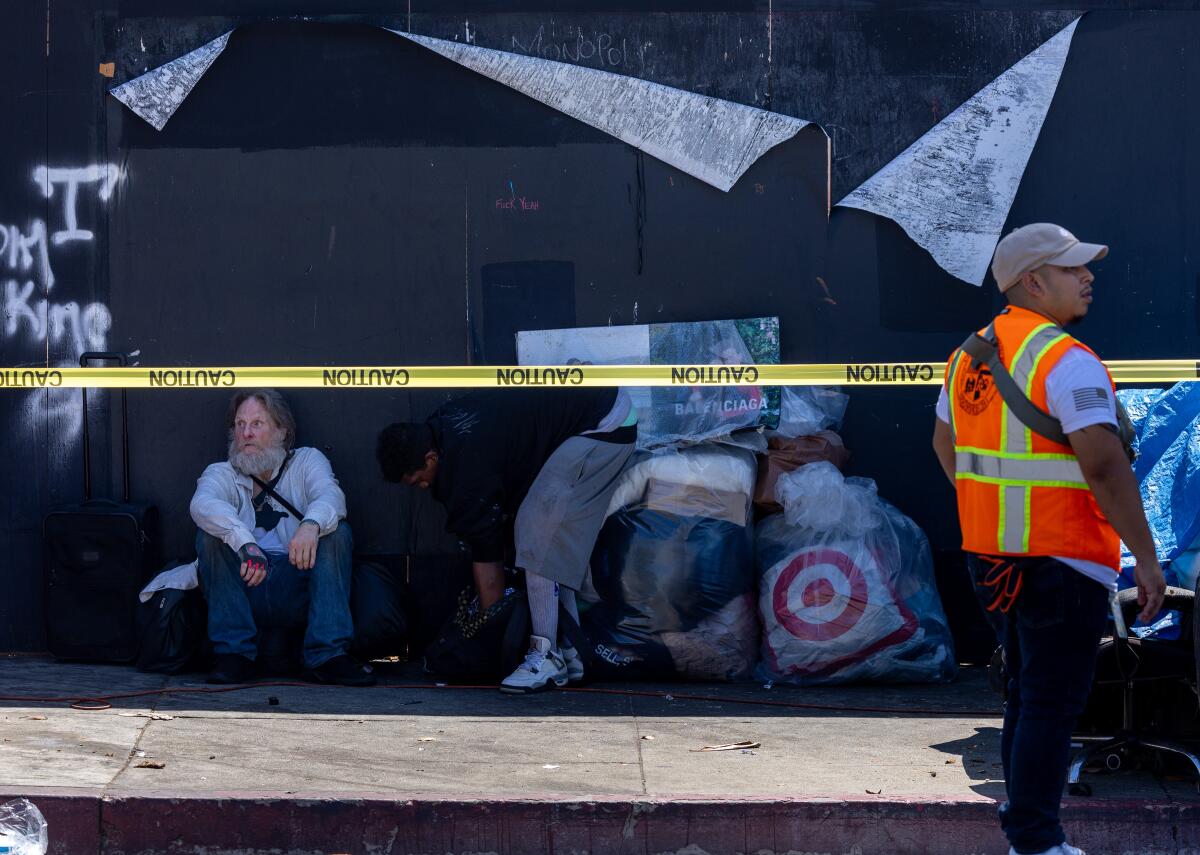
[{"xmin": 0, "ymin": 681, "xmax": 1002, "ymax": 717}]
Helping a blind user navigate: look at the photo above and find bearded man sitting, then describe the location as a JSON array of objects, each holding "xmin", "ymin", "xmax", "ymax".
[{"xmin": 190, "ymin": 389, "xmax": 374, "ymax": 686}]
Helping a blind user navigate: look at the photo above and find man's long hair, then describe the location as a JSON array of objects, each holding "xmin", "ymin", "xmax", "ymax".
[
  {"xmin": 376, "ymin": 423, "xmax": 434, "ymax": 482},
  {"xmin": 226, "ymin": 389, "xmax": 297, "ymax": 451}
]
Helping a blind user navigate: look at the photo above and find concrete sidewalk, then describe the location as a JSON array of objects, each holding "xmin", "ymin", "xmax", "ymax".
[{"xmin": 1, "ymin": 655, "xmax": 1197, "ymax": 854}]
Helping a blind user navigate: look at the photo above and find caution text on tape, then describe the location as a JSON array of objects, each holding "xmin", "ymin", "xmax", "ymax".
[{"xmin": 0, "ymin": 361, "xmax": 1197, "ymax": 389}]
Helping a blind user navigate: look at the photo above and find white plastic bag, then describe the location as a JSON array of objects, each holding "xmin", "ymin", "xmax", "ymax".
[
  {"xmin": 0, "ymin": 799, "xmax": 48, "ymax": 855},
  {"xmin": 756, "ymin": 463, "xmax": 956, "ymax": 685},
  {"xmin": 769, "ymin": 386, "xmax": 849, "ymax": 438}
]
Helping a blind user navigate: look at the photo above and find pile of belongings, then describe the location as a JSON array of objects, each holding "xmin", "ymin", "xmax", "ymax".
[{"xmin": 578, "ymin": 381, "xmax": 956, "ymax": 685}]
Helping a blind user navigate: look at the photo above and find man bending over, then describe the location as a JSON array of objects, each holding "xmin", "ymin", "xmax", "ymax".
[{"xmin": 377, "ymin": 387, "xmax": 636, "ymax": 694}]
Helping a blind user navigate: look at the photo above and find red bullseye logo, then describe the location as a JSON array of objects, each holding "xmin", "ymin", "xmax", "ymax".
[{"xmin": 772, "ymin": 548, "xmax": 868, "ymax": 641}]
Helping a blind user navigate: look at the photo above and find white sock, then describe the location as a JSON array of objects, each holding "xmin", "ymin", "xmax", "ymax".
[{"xmin": 525, "ymin": 570, "xmax": 559, "ymax": 646}]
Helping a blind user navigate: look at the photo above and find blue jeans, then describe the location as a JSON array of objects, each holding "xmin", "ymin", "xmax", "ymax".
[
  {"xmin": 970, "ymin": 555, "xmax": 1109, "ymax": 854},
  {"xmin": 196, "ymin": 523, "xmax": 355, "ymax": 669}
]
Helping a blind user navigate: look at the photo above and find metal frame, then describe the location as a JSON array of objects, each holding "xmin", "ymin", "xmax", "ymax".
[{"xmin": 1069, "ymin": 592, "xmax": 1200, "ymax": 785}]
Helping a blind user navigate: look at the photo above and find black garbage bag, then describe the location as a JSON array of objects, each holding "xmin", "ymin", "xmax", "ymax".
[
  {"xmin": 350, "ymin": 561, "xmax": 409, "ymax": 659},
  {"xmin": 584, "ymin": 508, "xmax": 757, "ymax": 681},
  {"xmin": 136, "ymin": 586, "xmax": 210, "ymax": 674},
  {"xmin": 581, "ymin": 445, "xmax": 760, "ymax": 682}
]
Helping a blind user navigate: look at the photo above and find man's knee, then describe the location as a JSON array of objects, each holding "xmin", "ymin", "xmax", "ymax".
[
  {"xmin": 314, "ymin": 522, "xmax": 353, "ymax": 571},
  {"xmin": 321, "ymin": 521, "xmax": 353, "ymax": 553},
  {"xmin": 195, "ymin": 530, "xmax": 236, "ymax": 567}
]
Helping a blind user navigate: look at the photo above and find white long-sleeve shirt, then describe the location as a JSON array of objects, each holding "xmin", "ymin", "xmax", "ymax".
[{"xmin": 189, "ymin": 446, "xmax": 347, "ymax": 553}]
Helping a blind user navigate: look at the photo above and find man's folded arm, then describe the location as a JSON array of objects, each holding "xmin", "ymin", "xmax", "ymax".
[{"xmin": 190, "ymin": 464, "xmax": 256, "ymax": 551}]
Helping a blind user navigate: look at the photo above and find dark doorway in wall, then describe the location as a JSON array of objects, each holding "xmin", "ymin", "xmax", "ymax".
[{"xmin": 478, "ymin": 261, "xmax": 577, "ymax": 363}]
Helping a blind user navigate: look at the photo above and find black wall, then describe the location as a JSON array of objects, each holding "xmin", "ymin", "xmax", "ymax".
[{"xmin": 3, "ymin": 2, "xmax": 1198, "ymax": 650}]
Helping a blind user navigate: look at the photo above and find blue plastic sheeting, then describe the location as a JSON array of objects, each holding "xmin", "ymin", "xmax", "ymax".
[
  {"xmin": 1116, "ymin": 383, "xmax": 1200, "ymax": 579},
  {"xmin": 1131, "ymin": 609, "xmax": 1182, "ymax": 641}
]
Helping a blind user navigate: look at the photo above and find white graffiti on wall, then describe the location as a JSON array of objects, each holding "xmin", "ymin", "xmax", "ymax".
[
  {"xmin": 3, "ymin": 164, "xmax": 119, "ymax": 357},
  {"xmin": 3, "ymin": 163, "xmax": 121, "ymax": 438}
]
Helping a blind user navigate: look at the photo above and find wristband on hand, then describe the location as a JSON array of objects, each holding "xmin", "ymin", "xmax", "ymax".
[
  {"xmin": 238, "ymin": 543, "xmax": 268, "ymax": 572},
  {"xmin": 300, "ymin": 518, "xmax": 320, "ymax": 531}
]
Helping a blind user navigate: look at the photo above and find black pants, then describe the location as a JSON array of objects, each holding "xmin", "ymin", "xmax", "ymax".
[{"xmin": 968, "ymin": 555, "xmax": 1109, "ymax": 854}]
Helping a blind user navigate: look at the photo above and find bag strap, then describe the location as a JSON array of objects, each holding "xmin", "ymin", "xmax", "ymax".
[
  {"xmin": 250, "ymin": 451, "xmax": 303, "ymax": 520},
  {"xmin": 959, "ymin": 327, "xmax": 1070, "ymax": 445},
  {"xmin": 498, "ymin": 597, "xmax": 531, "ymax": 670}
]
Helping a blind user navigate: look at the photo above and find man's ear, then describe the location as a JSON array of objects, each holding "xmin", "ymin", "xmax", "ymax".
[{"xmin": 1021, "ymin": 269, "xmax": 1045, "ymax": 297}]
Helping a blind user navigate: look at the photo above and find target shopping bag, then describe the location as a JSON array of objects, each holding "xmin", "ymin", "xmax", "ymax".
[{"xmin": 756, "ymin": 463, "xmax": 956, "ymax": 685}]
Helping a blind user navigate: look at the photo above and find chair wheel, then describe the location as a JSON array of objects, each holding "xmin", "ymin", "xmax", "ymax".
[{"xmin": 1068, "ymin": 783, "xmax": 1093, "ymax": 797}]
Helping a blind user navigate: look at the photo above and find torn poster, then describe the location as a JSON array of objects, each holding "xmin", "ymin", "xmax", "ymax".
[
  {"xmin": 110, "ymin": 31, "xmax": 234, "ymax": 131},
  {"xmin": 517, "ymin": 317, "xmax": 780, "ymax": 449},
  {"xmin": 390, "ymin": 31, "xmax": 810, "ymax": 192},
  {"xmin": 836, "ymin": 18, "xmax": 1080, "ymax": 286}
]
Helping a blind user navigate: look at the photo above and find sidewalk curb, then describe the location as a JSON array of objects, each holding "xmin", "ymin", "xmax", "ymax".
[{"xmin": 5, "ymin": 788, "xmax": 1199, "ymax": 854}]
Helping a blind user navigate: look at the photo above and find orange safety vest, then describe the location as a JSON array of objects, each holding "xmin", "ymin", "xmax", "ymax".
[{"xmin": 944, "ymin": 305, "xmax": 1120, "ymax": 572}]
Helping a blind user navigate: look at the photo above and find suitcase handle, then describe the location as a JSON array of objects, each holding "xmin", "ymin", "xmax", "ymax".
[{"xmin": 79, "ymin": 352, "xmax": 129, "ymax": 503}]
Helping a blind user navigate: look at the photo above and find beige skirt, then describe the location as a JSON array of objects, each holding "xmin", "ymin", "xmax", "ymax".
[{"xmin": 514, "ymin": 435, "xmax": 636, "ymax": 589}]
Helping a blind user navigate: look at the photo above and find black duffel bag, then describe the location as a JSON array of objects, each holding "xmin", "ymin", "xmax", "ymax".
[
  {"xmin": 350, "ymin": 561, "xmax": 409, "ymax": 660},
  {"xmin": 136, "ymin": 583, "xmax": 210, "ymax": 674},
  {"xmin": 423, "ymin": 586, "xmax": 531, "ymax": 682}
]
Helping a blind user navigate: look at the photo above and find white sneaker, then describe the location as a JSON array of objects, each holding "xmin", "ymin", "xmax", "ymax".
[
  {"xmin": 500, "ymin": 635, "xmax": 568, "ymax": 694},
  {"xmin": 1008, "ymin": 844, "xmax": 1085, "ymax": 855},
  {"xmin": 561, "ymin": 643, "xmax": 585, "ymax": 684}
]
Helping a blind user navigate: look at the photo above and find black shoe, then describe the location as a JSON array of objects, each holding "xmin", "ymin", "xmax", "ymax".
[
  {"xmin": 206, "ymin": 653, "xmax": 257, "ymax": 685},
  {"xmin": 302, "ymin": 655, "xmax": 376, "ymax": 687}
]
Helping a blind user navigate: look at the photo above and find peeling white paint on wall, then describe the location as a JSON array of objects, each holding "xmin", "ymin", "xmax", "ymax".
[
  {"xmin": 836, "ymin": 18, "xmax": 1081, "ymax": 286},
  {"xmin": 110, "ymin": 31, "xmax": 233, "ymax": 131},
  {"xmin": 390, "ymin": 30, "xmax": 812, "ymax": 192},
  {"xmin": 106, "ymin": 26, "xmax": 811, "ymax": 190}
]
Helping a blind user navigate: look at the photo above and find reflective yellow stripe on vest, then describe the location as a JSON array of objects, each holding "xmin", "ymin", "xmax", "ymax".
[
  {"xmin": 945, "ymin": 349, "xmax": 967, "ymax": 441},
  {"xmin": 953, "ymin": 451, "xmax": 1088, "ymax": 487}
]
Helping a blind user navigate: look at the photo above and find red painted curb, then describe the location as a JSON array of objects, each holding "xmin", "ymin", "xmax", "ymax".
[{"xmin": 2, "ymin": 789, "xmax": 1197, "ymax": 854}]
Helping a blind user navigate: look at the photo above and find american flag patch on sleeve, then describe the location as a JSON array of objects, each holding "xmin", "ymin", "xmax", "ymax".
[{"xmin": 1072, "ymin": 387, "xmax": 1110, "ymax": 411}]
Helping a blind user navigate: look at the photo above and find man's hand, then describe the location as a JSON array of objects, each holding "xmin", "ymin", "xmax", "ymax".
[
  {"xmin": 289, "ymin": 521, "xmax": 320, "ymax": 570},
  {"xmin": 1133, "ymin": 559, "xmax": 1167, "ymax": 624},
  {"xmin": 238, "ymin": 543, "xmax": 268, "ymax": 587}
]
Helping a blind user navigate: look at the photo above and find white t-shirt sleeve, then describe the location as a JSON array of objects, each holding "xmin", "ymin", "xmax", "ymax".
[
  {"xmin": 935, "ymin": 384, "xmax": 950, "ymax": 423},
  {"xmin": 1043, "ymin": 346, "xmax": 1118, "ymax": 434}
]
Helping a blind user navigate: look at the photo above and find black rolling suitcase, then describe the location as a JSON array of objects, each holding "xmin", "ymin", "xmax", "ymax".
[{"xmin": 42, "ymin": 352, "xmax": 160, "ymax": 661}]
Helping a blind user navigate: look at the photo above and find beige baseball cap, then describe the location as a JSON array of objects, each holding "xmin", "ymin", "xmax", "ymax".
[{"xmin": 991, "ymin": 223, "xmax": 1108, "ymax": 293}]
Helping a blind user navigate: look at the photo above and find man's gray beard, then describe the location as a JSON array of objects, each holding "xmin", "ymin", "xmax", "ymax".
[{"xmin": 228, "ymin": 440, "xmax": 287, "ymax": 478}]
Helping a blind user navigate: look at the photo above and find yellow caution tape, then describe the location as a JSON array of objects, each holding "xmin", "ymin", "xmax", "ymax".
[{"xmin": 0, "ymin": 361, "xmax": 1196, "ymax": 389}]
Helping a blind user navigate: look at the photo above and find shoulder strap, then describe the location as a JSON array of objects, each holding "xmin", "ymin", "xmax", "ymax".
[
  {"xmin": 959, "ymin": 328, "xmax": 1070, "ymax": 446},
  {"xmin": 250, "ymin": 451, "xmax": 304, "ymax": 520}
]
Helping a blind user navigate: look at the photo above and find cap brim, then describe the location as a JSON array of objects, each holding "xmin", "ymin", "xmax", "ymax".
[{"xmin": 1047, "ymin": 241, "xmax": 1108, "ymax": 267}]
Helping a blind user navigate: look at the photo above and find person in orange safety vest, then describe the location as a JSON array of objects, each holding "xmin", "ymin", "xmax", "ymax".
[{"xmin": 932, "ymin": 223, "xmax": 1166, "ymax": 855}]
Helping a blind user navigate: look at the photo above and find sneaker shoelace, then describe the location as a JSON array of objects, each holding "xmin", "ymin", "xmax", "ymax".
[{"xmin": 519, "ymin": 649, "xmax": 547, "ymax": 674}]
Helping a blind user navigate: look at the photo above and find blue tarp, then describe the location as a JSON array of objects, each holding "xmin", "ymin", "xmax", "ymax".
[
  {"xmin": 1116, "ymin": 382, "xmax": 1200, "ymax": 578},
  {"xmin": 1115, "ymin": 383, "xmax": 1200, "ymax": 639}
]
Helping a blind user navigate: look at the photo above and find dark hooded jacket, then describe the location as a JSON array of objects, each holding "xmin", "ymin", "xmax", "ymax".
[{"xmin": 428, "ymin": 387, "xmax": 619, "ymax": 561}]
